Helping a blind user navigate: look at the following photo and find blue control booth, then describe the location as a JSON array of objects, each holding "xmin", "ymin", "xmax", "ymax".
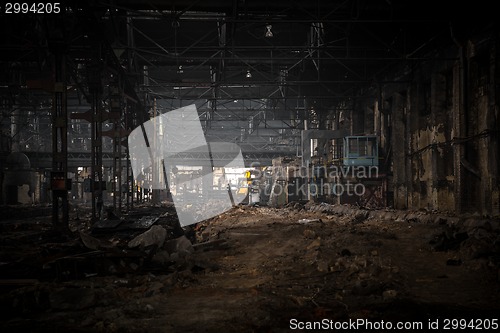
[{"xmin": 342, "ymin": 136, "xmax": 379, "ymax": 166}]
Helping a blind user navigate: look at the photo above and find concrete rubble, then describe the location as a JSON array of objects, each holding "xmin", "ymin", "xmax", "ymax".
[
  {"xmin": 0, "ymin": 202, "xmax": 499, "ymax": 332},
  {"xmin": 128, "ymin": 225, "xmax": 167, "ymax": 249}
]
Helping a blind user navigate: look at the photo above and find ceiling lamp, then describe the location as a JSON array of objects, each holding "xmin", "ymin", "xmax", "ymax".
[
  {"xmin": 246, "ymin": 70, "xmax": 252, "ymax": 78},
  {"xmin": 265, "ymin": 24, "xmax": 273, "ymax": 38},
  {"xmin": 177, "ymin": 65, "xmax": 183, "ymax": 74}
]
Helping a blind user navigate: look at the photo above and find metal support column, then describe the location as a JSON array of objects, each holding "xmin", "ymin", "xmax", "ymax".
[
  {"xmin": 453, "ymin": 47, "xmax": 466, "ymax": 213},
  {"xmin": 50, "ymin": 41, "xmax": 69, "ymax": 230},
  {"xmin": 151, "ymin": 97, "xmax": 160, "ymax": 204},
  {"xmin": 89, "ymin": 64, "xmax": 104, "ymax": 222},
  {"xmin": 110, "ymin": 83, "xmax": 123, "ymax": 213},
  {"xmin": 125, "ymin": 103, "xmax": 133, "ymax": 212}
]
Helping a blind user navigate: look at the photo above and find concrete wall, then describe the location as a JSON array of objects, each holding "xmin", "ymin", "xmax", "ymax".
[{"xmin": 340, "ymin": 31, "xmax": 500, "ymax": 216}]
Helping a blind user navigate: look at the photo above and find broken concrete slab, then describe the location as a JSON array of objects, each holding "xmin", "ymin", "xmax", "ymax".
[
  {"xmin": 151, "ymin": 250, "xmax": 171, "ymax": 266},
  {"xmin": 128, "ymin": 225, "xmax": 167, "ymax": 249},
  {"xmin": 164, "ymin": 235, "xmax": 194, "ymax": 256},
  {"xmin": 80, "ymin": 231, "xmax": 118, "ymax": 250}
]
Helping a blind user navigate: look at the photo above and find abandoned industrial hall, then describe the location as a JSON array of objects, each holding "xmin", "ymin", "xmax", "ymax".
[{"xmin": 0, "ymin": 1, "xmax": 499, "ymax": 332}]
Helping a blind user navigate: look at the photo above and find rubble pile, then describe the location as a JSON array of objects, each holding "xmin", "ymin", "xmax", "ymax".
[
  {"xmin": 305, "ymin": 201, "xmax": 500, "ymax": 278},
  {"xmin": 0, "ymin": 203, "xmax": 223, "ymax": 331},
  {"xmin": 0, "ymin": 203, "xmax": 499, "ymax": 332}
]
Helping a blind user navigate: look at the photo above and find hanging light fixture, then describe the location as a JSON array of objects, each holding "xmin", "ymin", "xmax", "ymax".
[
  {"xmin": 246, "ymin": 70, "xmax": 252, "ymax": 78},
  {"xmin": 177, "ymin": 65, "xmax": 183, "ymax": 74},
  {"xmin": 265, "ymin": 24, "xmax": 273, "ymax": 38}
]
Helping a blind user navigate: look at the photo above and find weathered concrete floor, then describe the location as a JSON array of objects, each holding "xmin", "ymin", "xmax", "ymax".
[{"xmin": 1, "ymin": 205, "xmax": 499, "ymax": 332}]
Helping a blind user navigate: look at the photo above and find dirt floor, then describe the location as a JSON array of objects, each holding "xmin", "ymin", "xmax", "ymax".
[{"xmin": 0, "ymin": 202, "xmax": 499, "ymax": 332}]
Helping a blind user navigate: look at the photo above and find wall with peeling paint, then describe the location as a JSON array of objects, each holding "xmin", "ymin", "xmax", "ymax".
[{"xmin": 345, "ymin": 30, "xmax": 500, "ymax": 216}]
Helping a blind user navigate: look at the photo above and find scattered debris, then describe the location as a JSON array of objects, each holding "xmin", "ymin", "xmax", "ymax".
[
  {"xmin": 128, "ymin": 225, "xmax": 167, "ymax": 249},
  {"xmin": 49, "ymin": 288, "xmax": 96, "ymax": 310},
  {"xmin": 446, "ymin": 258, "xmax": 463, "ymax": 266},
  {"xmin": 382, "ymin": 289, "xmax": 398, "ymax": 299},
  {"xmin": 91, "ymin": 218, "xmax": 123, "ymax": 231},
  {"xmin": 298, "ymin": 218, "xmax": 322, "ymax": 224},
  {"xmin": 164, "ymin": 235, "xmax": 194, "ymax": 257},
  {"xmin": 340, "ymin": 249, "xmax": 352, "ymax": 257},
  {"xmin": 1, "ymin": 203, "xmax": 499, "ymax": 332},
  {"xmin": 192, "ymin": 238, "xmax": 229, "ymax": 252},
  {"xmin": 80, "ymin": 231, "xmax": 118, "ymax": 250},
  {"xmin": 430, "ymin": 230, "xmax": 469, "ymax": 251}
]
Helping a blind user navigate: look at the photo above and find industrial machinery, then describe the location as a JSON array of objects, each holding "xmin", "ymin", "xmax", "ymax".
[
  {"xmin": 312, "ymin": 135, "xmax": 386, "ymax": 207},
  {"xmin": 343, "ymin": 136, "xmax": 379, "ymax": 167},
  {"xmin": 236, "ymin": 169, "xmax": 267, "ymax": 205},
  {"xmin": 266, "ymin": 135, "xmax": 387, "ymax": 208}
]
